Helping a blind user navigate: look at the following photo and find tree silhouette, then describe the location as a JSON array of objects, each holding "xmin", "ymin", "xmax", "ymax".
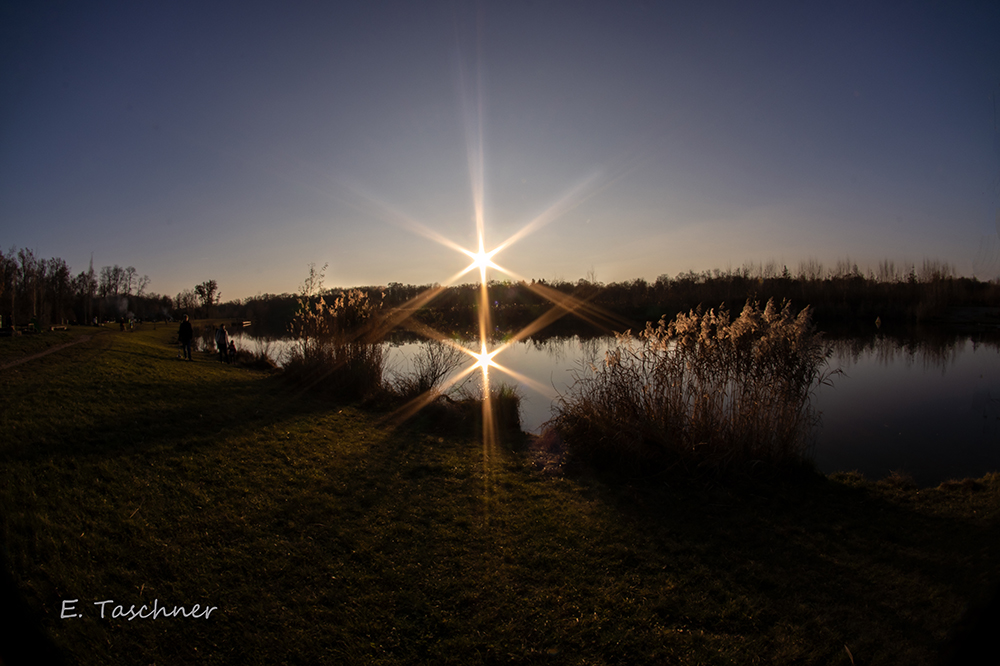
[{"xmin": 194, "ymin": 280, "xmax": 219, "ymax": 308}]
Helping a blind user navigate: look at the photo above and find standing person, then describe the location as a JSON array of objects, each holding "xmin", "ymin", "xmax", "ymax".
[
  {"xmin": 178, "ymin": 315, "xmax": 194, "ymax": 361},
  {"xmin": 216, "ymin": 324, "xmax": 229, "ymax": 363}
]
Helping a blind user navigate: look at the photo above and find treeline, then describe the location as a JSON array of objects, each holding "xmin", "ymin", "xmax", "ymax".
[
  {"xmin": 0, "ymin": 246, "xmax": 171, "ymax": 330},
  {"xmin": 388, "ymin": 258, "xmax": 999, "ymax": 334},
  {"xmin": 7, "ymin": 246, "xmax": 995, "ymax": 336},
  {"xmin": 545, "ymin": 258, "xmax": 998, "ymax": 330},
  {"xmin": 471, "ymin": 259, "xmax": 996, "ymax": 333},
  {"xmin": 213, "ymin": 258, "xmax": 1000, "ymax": 339}
]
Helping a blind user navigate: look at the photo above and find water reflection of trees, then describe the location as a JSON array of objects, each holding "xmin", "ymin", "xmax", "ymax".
[
  {"xmin": 826, "ymin": 329, "xmax": 1000, "ymax": 372},
  {"xmin": 524, "ymin": 334, "xmax": 613, "ymax": 364}
]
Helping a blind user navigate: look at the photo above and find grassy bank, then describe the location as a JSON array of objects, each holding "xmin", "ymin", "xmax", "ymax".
[{"xmin": 1, "ymin": 324, "xmax": 999, "ymax": 664}]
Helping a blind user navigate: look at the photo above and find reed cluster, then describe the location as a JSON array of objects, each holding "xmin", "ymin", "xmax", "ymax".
[
  {"xmin": 551, "ymin": 299, "xmax": 831, "ymax": 472},
  {"xmin": 283, "ymin": 270, "xmax": 386, "ymax": 398},
  {"xmin": 489, "ymin": 382, "xmax": 523, "ymax": 433}
]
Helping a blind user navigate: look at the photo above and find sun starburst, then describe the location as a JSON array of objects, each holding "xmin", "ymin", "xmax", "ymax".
[
  {"xmin": 324, "ymin": 31, "xmax": 647, "ymax": 460},
  {"xmin": 462, "ymin": 239, "xmax": 503, "ymax": 281},
  {"xmin": 352, "ymin": 158, "xmax": 635, "ymax": 438}
]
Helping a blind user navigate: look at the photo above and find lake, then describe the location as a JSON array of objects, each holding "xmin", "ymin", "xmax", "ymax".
[
  {"xmin": 813, "ymin": 334, "xmax": 1000, "ymax": 486},
  {"xmin": 235, "ymin": 330, "xmax": 1000, "ymax": 486}
]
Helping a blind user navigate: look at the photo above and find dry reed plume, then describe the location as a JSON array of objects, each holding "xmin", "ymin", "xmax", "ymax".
[
  {"xmin": 551, "ymin": 299, "xmax": 832, "ymax": 473},
  {"xmin": 283, "ymin": 265, "xmax": 386, "ymax": 398}
]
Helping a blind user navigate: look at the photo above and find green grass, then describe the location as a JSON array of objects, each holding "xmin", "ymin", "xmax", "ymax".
[
  {"xmin": 1, "ymin": 323, "xmax": 999, "ymax": 664},
  {"xmin": 0, "ymin": 325, "xmax": 98, "ymax": 368}
]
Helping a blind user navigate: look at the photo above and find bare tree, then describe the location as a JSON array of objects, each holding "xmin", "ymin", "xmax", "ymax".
[
  {"xmin": 99, "ymin": 265, "xmax": 124, "ymax": 297},
  {"xmin": 84, "ymin": 256, "xmax": 97, "ymax": 323},
  {"xmin": 46, "ymin": 257, "xmax": 71, "ymax": 325},
  {"xmin": 123, "ymin": 266, "xmax": 137, "ymax": 296},
  {"xmin": 17, "ymin": 248, "xmax": 40, "ymax": 321},
  {"xmin": 877, "ymin": 259, "xmax": 898, "ymax": 283},
  {"xmin": 176, "ymin": 289, "xmax": 198, "ymax": 311},
  {"xmin": 0, "ymin": 246, "xmax": 15, "ymax": 328},
  {"xmin": 194, "ymin": 280, "xmax": 219, "ymax": 308}
]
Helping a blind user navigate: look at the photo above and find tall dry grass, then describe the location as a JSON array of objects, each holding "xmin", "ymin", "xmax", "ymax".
[
  {"xmin": 550, "ymin": 299, "xmax": 832, "ymax": 472},
  {"xmin": 283, "ymin": 266, "xmax": 387, "ymax": 398}
]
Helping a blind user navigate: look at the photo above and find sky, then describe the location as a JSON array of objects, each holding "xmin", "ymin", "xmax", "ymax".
[{"xmin": 2, "ymin": 0, "xmax": 999, "ymax": 302}]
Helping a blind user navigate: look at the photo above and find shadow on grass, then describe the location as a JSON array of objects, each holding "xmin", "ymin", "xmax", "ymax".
[
  {"xmin": 3, "ymin": 327, "xmax": 999, "ymax": 664},
  {"xmin": 564, "ymin": 463, "xmax": 1000, "ymax": 664}
]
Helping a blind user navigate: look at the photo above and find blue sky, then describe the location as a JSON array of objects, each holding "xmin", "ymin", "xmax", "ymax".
[{"xmin": 2, "ymin": 0, "xmax": 999, "ymax": 301}]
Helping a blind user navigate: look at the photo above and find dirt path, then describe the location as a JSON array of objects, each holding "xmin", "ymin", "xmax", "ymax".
[{"xmin": 0, "ymin": 335, "xmax": 94, "ymax": 371}]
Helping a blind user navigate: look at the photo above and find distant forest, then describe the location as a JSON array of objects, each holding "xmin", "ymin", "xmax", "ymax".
[
  {"xmin": 2, "ymin": 246, "xmax": 997, "ymax": 336},
  {"xmin": 217, "ymin": 258, "xmax": 1000, "ymax": 339},
  {"xmin": 0, "ymin": 246, "xmax": 171, "ymax": 330}
]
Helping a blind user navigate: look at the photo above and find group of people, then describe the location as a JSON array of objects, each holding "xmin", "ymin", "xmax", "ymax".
[
  {"xmin": 214, "ymin": 323, "xmax": 238, "ymax": 364},
  {"xmin": 176, "ymin": 315, "xmax": 237, "ymax": 363}
]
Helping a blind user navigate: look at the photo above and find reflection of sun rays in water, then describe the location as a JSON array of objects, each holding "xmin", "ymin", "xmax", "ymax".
[{"xmin": 331, "ymin": 38, "xmax": 645, "ymax": 519}]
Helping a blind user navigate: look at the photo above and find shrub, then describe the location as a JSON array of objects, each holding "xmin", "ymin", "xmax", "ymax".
[
  {"xmin": 550, "ymin": 299, "xmax": 832, "ymax": 473},
  {"xmin": 283, "ymin": 337, "xmax": 385, "ymax": 398},
  {"xmin": 486, "ymin": 382, "xmax": 523, "ymax": 434},
  {"xmin": 404, "ymin": 381, "xmax": 522, "ymax": 438},
  {"xmin": 390, "ymin": 340, "xmax": 466, "ymax": 399}
]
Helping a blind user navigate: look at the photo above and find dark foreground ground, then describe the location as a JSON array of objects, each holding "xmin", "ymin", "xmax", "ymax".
[{"xmin": 1, "ymin": 325, "xmax": 998, "ymax": 665}]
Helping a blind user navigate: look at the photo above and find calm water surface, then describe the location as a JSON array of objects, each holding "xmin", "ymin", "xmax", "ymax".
[
  {"xmin": 238, "ymin": 332, "xmax": 1000, "ymax": 485},
  {"xmin": 814, "ymin": 336, "xmax": 1000, "ymax": 485}
]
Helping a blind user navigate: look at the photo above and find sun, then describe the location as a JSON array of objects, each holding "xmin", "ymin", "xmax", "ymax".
[{"xmin": 460, "ymin": 237, "xmax": 503, "ymax": 283}]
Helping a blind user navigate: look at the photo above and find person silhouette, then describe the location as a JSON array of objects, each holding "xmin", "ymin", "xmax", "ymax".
[
  {"xmin": 178, "ymin": 315, "xmax": 194, "ymax": 361},
  {"xmin": 215, "ymin": 324, "xmax": 229, "ymax": 363}
]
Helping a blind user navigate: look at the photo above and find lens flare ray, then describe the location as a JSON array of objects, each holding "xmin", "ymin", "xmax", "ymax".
[
  {"xmin": 378, "ymin": 169, "xmax": 638, "ymax": 435},
  {"xmin": 370, "ymin": 23, "xmax": 644, "ymax": 454}
]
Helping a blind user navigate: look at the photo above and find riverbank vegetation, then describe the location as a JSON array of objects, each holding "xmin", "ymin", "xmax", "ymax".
[
  {"xmin": 550, "ymin": 300, "xmax": 831, "ymax": 474},
  {"xmin": 277, "ymin": 264, "xmax": 472, "ymax": 408},
  {"xmin": 1, "ymin": 326, "xmax": 999, "ymax": 664},
  {"xmin": 281, "ymin": 265, "xmax": 387, "ymax": 399}
]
